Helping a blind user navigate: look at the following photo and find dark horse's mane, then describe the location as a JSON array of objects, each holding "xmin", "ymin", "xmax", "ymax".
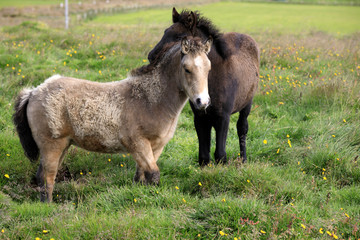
[
  {"xmin": 132, "ymin": 9, "xmax": 229, "ymax": 77},
  {"xmin": 177, "ymin": 9, "xmax": 230, "ymax": 59},
  {"xmin": 131, "ymin": 42, "xmax": 177, "ymax": 77}
]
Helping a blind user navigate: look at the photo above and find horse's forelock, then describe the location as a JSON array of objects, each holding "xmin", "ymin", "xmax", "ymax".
[
  {"xmin": 178, "ymin": 10, "xmax": 221, "ymax": 41},
  {"xmin": 177, "ymin": 9, "xmax": 230, "ymax": 59},
  {"xmin": 182, "ymin": 37, "xmax": 210, "ymax": 55}
]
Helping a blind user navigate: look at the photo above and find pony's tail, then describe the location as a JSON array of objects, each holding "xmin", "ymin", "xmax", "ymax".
[{"xmin": 12, "ymin": 89, "xmax": 39, "ymax": 162}]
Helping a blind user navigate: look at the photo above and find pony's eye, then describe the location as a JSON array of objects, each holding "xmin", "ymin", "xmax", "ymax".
[{"xmin": 185, "ymin": 69, "xmax": 191, "ymax": 74}]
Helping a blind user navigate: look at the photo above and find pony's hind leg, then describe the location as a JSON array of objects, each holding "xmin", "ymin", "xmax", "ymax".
[
  {"xmin": 36, "ymin": 162, "xmax": 46, "ymax": 202},
  {"xmin": 38, "ymin": 138, "xmax": 69, "ymax": 202},
  {"xmin": 237, "ymin": 102, "xmax": 252, "ymax": 163}
]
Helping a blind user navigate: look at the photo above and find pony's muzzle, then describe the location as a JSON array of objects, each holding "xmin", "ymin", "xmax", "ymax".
[{"xmin": 194, "ymin": 94, "xmax": 211, "ymax": 110}]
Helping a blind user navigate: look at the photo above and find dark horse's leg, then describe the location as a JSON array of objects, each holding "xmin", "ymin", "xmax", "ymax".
[
  {"xmin": 194, "ymin": 112, "xmax": 212, "ymax": 166},
  {"xmin": 237, "ymin": 102, "xmax": 252, "ymax": 163},
  {"xmin": 214, "ymin": 114, "xmax": 230, "ymax": 164}
]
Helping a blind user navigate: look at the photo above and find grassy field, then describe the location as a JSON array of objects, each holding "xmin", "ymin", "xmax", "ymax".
[
  {"xmin": 1, "ymin": 1, "xmax": 360, "ymax": 239},
  {"xmin": 0, "ymin": 0, "xmax": 64, "ymax": 8},
  {"xmin": 94, "ymin": 2, "xmax": 360, "ymax": 35}
]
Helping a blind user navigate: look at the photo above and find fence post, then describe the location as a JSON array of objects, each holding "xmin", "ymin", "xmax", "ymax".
[{"xmin": 65, "ymin": 0, "xmax": 69, "ymax": 29}]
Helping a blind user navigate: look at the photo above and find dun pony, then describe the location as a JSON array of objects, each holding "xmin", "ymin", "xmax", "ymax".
[{"xmin": 13, "ymin": 36, "xmax": 212, "ymax": 202}]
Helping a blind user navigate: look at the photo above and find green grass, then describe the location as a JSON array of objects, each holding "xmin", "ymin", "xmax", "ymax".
[
  {"xmin": 233, "ymin": 0, "xmax": 360, "ymax": 5},
  {"xmin": 93, "ymin": 2, "xmax": 360, "ymax": 35},
  {"xmin": 0, "ymin": 0, "xmax": 63, "ymax": 8},
  {"xmin": 1, "ymin": 2, "xmax": 360, "ymax": 239}
]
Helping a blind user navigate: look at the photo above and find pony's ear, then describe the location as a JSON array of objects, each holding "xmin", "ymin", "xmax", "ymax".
[
  {"xmin": 204, "ymin": 37, "xmax": 213, "ymax": 54},
  {"xmin": 172, "ymin": 7, "xmax": 180, "ymax": 23},
  {"xmin": 181, "ymin": 37, "xmax": 190, "ymax": 55},
  {"xmin": 188, "ymin": 11, "xmax": 197, "ymax": 34}
]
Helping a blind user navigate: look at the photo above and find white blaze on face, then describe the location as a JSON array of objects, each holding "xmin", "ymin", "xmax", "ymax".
[
  {"xmin": 193, "ymin": 54, "xmax": 210, "ymax": 108},
  {"xmin": 194, "ymin": 55, "xmax": 204, "ymax": 69}
]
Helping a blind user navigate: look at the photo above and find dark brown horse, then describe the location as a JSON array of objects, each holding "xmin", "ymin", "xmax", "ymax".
[{"xmin": 148, "ymin": 8, "xmax": 260, "ymax": 165}]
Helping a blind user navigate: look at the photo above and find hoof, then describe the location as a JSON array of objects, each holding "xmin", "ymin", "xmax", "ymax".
[
  {"xmin": 198, "ymin": 158, "xmax": 210, "ymax": 167},
  {"xmin": 145, "ymin": 171, "xmax": 160, "ymax": 185},
  {"xmin": 133, "ymin": 170, "xmax": 160, "ymax": 185},
  {"xmin": 215, "ymin": 156, "xmax": 227, "ymax": 165}
]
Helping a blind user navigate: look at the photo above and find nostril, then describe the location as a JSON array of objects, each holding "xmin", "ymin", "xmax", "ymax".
[{"xmin": 196, "ymin": 98, "xmax": 202, "ymax": 106}]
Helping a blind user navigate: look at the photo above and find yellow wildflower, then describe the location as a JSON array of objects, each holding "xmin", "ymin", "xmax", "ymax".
[
  {"xmin": 343, "ymin": 119, "xmax": 346, "ymax": 123},
  {"xmin": 219, "ymin": 231, "xmax": 225, "ymax": 236},
  {"xmin": 198, "ymin": 182, "xmax": 202, "ymax": 186},
  {"xmin": 287, "ymin": 139, "xmax": 292, "ymax": 148},
  {"xmin": 301, "ymin": 224, "xmax": 306, "ymax": 229},
  {"xmin": 323, "ymin": 177, "xmax": 327, "ymax": 180},
  {"xmin": 221, "ymin": 198, "xmax": 226, "ymax": 202},
  {"xmin": 175, "ymin": 186, "xmax": 179, "ymax": 190},
  {"xmin": 134, "ymin": 198, "xmax": 137, "ymax": 203},
  {"xmin": 1, "ymin": 229, "xmax": 4, "ymax": 233},
  {"xmin": 319, "ymin": 228, "xmax": 323, "ymax": 234},
  {"xmin": 260, "ymin": 230, "xmax": 266, "ymax": 234},
  {"xmin": 263, "ymin": 139, "xmax": 268, "ymax": 144},
  {"xmin": 4, "ymin": 174, "xmax": 9, "ymax": 178},
  {"xmin": 43, "ymin": 230, "xmax": 49, "ymax": 234},
  {"xmin": 345, "ymin": 213, "xmax": 349, "ymax": 218},
  {"xmin": 276, "ymin": 148, "xmax": 280, "ymax": 154}
]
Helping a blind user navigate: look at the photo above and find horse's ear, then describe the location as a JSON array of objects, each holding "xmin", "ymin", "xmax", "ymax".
[
  {"xmin": 188, "ymin": 11, "xmax": 197, "ymax": 34},
  {"xmin": 204, "ymin": 37, "xmax": 213, "ymax": 54},
  {"xmin": 181, "ymin": 37, "xmax": 190, "ymax": 55},
  {"xmin": 172, "ymin": 7, "xmax": 180, "ymax": 23}
]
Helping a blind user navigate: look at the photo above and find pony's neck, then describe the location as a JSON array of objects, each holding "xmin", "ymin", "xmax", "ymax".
[{"xmin": 157, "ymin": 46, "xmax": 188, "ymax": 117}]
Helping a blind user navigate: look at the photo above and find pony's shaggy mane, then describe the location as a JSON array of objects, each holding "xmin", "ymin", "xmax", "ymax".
[{"xmin": 131, "ymin": 37, "xmax": 207, "ymax": 77}]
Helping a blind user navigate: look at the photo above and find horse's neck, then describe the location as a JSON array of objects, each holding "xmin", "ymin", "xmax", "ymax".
[{"xmin": 157, "ymin": 51, "xmax": 188, "ymax": 117}]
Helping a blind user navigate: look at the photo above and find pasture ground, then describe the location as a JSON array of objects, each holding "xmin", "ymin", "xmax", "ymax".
[{"xmin": 0, "ymin": 2, "xmax": 360, "ymax": 239}]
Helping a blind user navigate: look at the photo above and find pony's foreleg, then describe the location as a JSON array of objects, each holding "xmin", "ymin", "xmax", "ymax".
[
  {"xmin": 214, "ymin": 115, "xmax": 230, "ymax": 164},
  {"xmin": 132, "ymin": 139, "xmax": 160, "ymax": 185},
  {"xmin": 193, "ymin": 113, "xmax": 212, "ymax": 166}
]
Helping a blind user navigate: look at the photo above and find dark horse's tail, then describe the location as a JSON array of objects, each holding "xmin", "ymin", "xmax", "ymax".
[{"xmin": 12, "ymin": 89, "xmax": 39, "ymax": 161}]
